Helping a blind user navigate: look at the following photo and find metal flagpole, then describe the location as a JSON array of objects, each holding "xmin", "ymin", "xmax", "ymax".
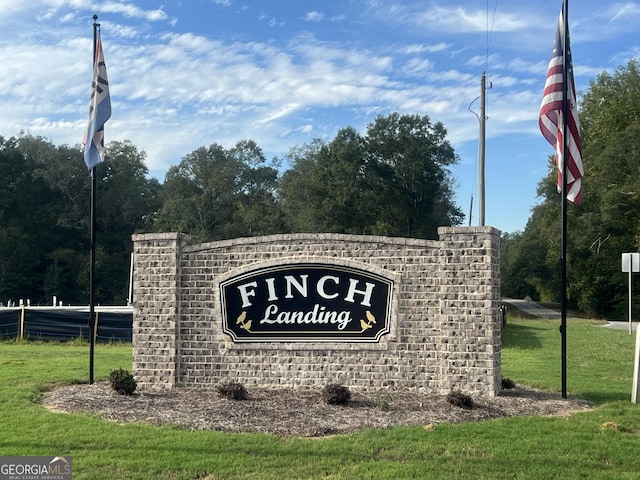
[
  {"xmin": 89, "ymin": 14, "xmax": 99, "ymax": 385},
  {"xmin": 560, "ymin": 0, "xmax": 569, "ymax": 399}
]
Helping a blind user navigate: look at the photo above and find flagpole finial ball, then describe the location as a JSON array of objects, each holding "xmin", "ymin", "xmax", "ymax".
[{"xmin": 93, "ymin": 14, "xmax": 98, "ymax": 21}]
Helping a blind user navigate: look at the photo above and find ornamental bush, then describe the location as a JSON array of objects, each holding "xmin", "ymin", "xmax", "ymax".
[
  {"xmin": 109, "ymin": 368, "xmax": 137, "ymax": 396},
  {"xmin": 322, "ymin": 383, "xmax": 351, "ymax": 405},
  {"xmin": 374, "ymin": 392, "xmax": 391, "ymax": 411},
  {"xmin": 216, "ymin": 381, "xmax": 248, "ymax": 401},
  {"xmin": 502, "ymin": 377, "xmax": 516, "ymax": 389},
  {"xmin": 446, "ymin": 390, "xmax": 473, "ymax": 409}
]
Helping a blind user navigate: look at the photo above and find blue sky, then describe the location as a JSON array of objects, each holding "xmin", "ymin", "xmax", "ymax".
[{"xmin": 0, "ymin": 1, "xmax": 638, "ymax": 233}]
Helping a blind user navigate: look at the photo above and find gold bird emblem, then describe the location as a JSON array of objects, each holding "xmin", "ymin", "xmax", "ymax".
[
  {"xmin": 360, "ymin": 310, "xmax": 376, "ymax": 332},
  {"xmin": 236, "ymin": 311, "xmax": 247, "ymax": 324},
  {"xmin": 240, "ymin": 319, "xmax": 252, "ymax": 332}
]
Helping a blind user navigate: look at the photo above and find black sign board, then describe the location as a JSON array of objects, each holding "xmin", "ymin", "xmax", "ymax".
[{"xmin": 220, "ymin": 263, "xmax": 393, "ymax": 342}]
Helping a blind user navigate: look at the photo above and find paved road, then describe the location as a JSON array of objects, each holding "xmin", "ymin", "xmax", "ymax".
[
  {"xmin": 502, "ymin": 297, "xmax": 637, "ymax": 332},
  {"xmin": 502, "ymin": 298, "xmax": 560, "ymax": 319}
]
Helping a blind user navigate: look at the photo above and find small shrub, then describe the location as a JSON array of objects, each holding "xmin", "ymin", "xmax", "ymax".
[
  {"xmin": 502, "ymin": 377, "xmax": 516, "ymax": 389},
  {"xmin": 322, "ymin": 383, "xmax": 351, "ymax": 405},
  {"xmin": 109, "ymin": 368, "xmax": 137, "ymax": 396},
  {"xmin": 374, "ymin": 393, "xmax": 391, "ymax": 411},
  {"xmin": 216, "ymin": 381, "xmax": 248, "ymax": 401},
  {"xmin": 446, "ymin": 390, "xmax": 473, "ymax": 409}
]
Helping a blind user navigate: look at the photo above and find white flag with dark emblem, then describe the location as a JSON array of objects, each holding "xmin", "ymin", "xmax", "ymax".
[{"xmin": 83, "ymin": 31, "xmax": 111, "ymax": 170}]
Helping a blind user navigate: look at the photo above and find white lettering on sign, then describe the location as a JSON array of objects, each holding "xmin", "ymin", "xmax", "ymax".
[
  {"xmin": 285, "ymin": 274, "xmax": 308, "ymax": 298},
  {"xmin": 236, "ymin": 275, "xmax": 375, "ymax": 307},
  {"xmin": 344, "ymin": 278, "xmax": 374, "ymax": 307},
  {"xmin": 260, "ymin": 304, "xmax": 352, "ymax": 330},
  {"xmin": 238, "ymin": 281, "xmax": 258, "ymax": 308},
  {"xmin": 317, "ymin": 275, "xmax": 340, "ymax": 299},
  {"xmin": 265, "ymin": 277, "xmax": 278, "ymax": 301}
]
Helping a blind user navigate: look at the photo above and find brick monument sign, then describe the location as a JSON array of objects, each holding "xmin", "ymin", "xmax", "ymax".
[{"xmin": 131, "ymin": 226, "xmax": 502, "ymax": 395}]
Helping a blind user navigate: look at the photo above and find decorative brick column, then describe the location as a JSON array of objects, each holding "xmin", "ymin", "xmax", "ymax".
[
  {"xmin": 131, "ymin": 233, "xmax": 196, "ymax": 390},
  {"xmin": 437, "ymin": 226, "xmax": 501, "ymax": 395}
]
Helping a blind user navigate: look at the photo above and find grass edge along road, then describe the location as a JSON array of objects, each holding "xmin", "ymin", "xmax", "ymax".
[{"xmin": 2, "ymin": 318, "xmax": 640, "ymax": 479}]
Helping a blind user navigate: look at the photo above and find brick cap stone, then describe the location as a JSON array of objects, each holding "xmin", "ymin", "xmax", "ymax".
[{"xmin": 437, "ymin": 226, "xmax": 501, "ymax": 236}]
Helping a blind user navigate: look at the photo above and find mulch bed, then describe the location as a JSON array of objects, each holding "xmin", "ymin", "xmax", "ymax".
[{"xmin": 41, "ymin": 382, "xmax": 593, "ymax": 437}]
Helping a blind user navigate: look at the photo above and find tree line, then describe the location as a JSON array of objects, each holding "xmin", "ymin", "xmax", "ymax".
[
  {"xmin": 0, "ymin": 113, "xmax": 462, "ymax": 306},
  {"xmin": 501, "ymin": 60, "xmax": 640, "ymax": 318}
]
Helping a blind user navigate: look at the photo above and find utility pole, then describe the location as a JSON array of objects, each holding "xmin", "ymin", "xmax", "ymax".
[{"xmin": 478, "ymin": 71, "xmax": 487, "ymax": 226}]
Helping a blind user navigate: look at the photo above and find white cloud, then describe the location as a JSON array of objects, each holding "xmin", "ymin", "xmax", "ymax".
[
  {"xmin": 363, "ymin": 2, "xmax": 532, "ymax": 34},
  {"xmin": 304, "ymin": 11, "xmax": 324, "ymax": 23},
  {"xmin": 401, "ymin": 58, "xmax": 432, "ymax": 77},
  {"xmin": 467, "ymin": 53, "xmax": 501, "ymax": 68},
  {"xmin": 403, "ymin": 43, "xmax": 449, "ymax": 55},
  {"xmin": 612, "ymin": 46, "xmax": 640, "ymax": 65},
  {"xmin": 609, "ymin": 2, "xmax": 640, "ymax": 22},
  {"xmin": 100, "ymin": 1, "xmax": 176, "ymax": 24},
  {"xmin": 0, "ymin": 1, "xmax": 26, "ymax": 14},
  {"xmin": 259, "ymin": 13, "xmax": 285, "ymax": 28}
]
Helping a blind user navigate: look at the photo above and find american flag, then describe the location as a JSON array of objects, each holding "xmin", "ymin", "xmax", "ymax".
[
  {"xmin": 539, "ymin": 2, "xmax": 583, "ymax": 204},
  {"xmin": 83, "ymin": 31, "xmax": 112, "ymax": 170}
]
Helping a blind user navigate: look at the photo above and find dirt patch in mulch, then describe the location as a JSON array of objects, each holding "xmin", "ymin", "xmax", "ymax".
[{"xmin": 41, "ymin": 383, "xmax": 593, "ymax": 437}]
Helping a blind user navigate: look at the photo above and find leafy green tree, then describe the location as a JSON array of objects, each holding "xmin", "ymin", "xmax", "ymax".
[
  {"xmin": 226, "ymin": 140, "xmax": 287, "ymax": 237},
  {"xmin": 569, "ymin": 61, "xmax": 640, "ymax": 316},
  {"xmin": 156, "ymin": 143, "xmax": 240, "ymax": 241},
  {"xmin": 99, "ymin": 141, "xmax": 159, "ymax": 235},
  {"xmin": 279, "ymin": 139, "xmax": 328, "ymax": 233},
  {"xmin": 364, "ymin": 113, "xmax": 463, "ymax": 238},
  {"xmin": 580, "ymin": 61, "xmax": 640, "ymax": 152},
  {"xmin": 0, "ymin": 136, "xmax": 60, "ymax": 304},
  {"xmin": 0, "ymin": 134, "xmax": 160, "ymax": 306},
  {"xmin": 279, "ymin": 129, "xmax": 371, "ymax": 234},
  {"xmin": 279, "ymin": 113, "xmax": 463, "ymax": 239},
  {"xmin": 157, "ymin": 141, "xmax": 284, "ymax": 241},
  {"xmin": 27, "ymin": 138, "xmax": 94, "ymax": 304},
  {"xmin": 312, "ymin": 128, "xmax": 370, "ymax": 233},
  {"xmin": 93, "ymin": 141, "xmax": 160, "ymax": 303},
  {"xmin": 500, "ymin": 231, "xmax": 528, "ymax": 299}
]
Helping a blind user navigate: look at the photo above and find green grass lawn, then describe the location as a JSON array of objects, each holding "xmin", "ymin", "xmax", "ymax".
[{"xmin": 2, "ymin": 318, "xmax": 640, "ymax": 479}]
